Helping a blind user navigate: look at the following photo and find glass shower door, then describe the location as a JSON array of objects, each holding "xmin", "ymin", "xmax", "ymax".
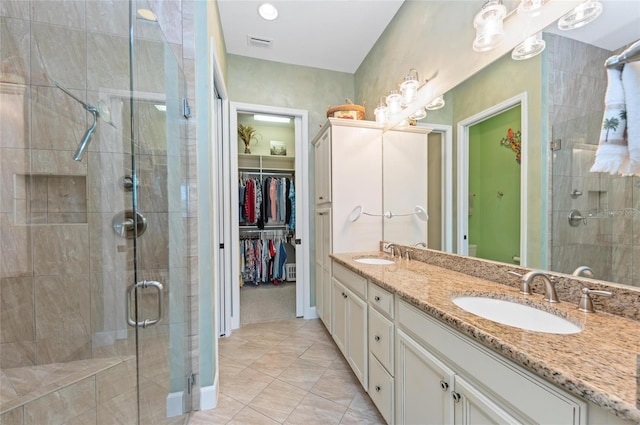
[{"xmin": 128, "ymin": 2, "xmax": 192, "ymax": 423}]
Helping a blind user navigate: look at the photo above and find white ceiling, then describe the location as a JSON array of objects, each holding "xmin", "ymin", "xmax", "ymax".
[
  {"xmin": 217, "ymin": 0, "xmax": 404, "ymax": 73},
  {"xmin": 217, "ymin": 0, "xmax": 640, "ymax": 74}
]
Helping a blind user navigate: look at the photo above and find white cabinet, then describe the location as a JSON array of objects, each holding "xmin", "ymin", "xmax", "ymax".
[
  {"xmin": 314, "ymin": 128, "xmax": 331, "ymax": 204},
  {"xmin": 331, "ymin": 263, "xmax": 368, "ymax": 389},
  {"xmin": 315, "ymin": 208, "xmax": 331, "ymax": 328},
  {"xmin": 396, "ymin": 328, "xmax": 454, "ymax": 425},
  {"xmin": 396, "ymin": 299, "xmax": 586, "ymax": 425}
]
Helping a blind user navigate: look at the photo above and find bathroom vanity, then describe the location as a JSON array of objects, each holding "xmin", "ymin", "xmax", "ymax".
[{"xmin": 324, "ymin": 249, "xmax": 640, "ymax": 425}]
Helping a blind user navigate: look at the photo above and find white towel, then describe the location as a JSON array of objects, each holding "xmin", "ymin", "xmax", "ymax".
[
  {"xmin": 621, "ymin": 62, "xmax": 640, "ymax": 175},
  {"xmin": 590, "ymin": 66, "xmax": 628, "ymax": 174}
]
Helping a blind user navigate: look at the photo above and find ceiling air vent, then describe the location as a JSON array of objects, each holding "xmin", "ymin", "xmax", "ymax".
[{"xmin": 247, "ymin": 35, "xmax": 273, "ymax": 49}]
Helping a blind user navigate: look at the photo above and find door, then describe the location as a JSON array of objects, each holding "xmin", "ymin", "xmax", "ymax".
[
  {"xmin": 129, "ymin": 3, "xmax": 192, "ymax": 422},
  {"xmin": 332, "ymin": 278, "xmax": 348, "ymax": 355},
  {"xmin": 396, "ymin": 329, "xmax": 454, "ymax": 425},
  {"xmin": 452, "ymin": 376, "xmax": 520, "ymax": 425}
]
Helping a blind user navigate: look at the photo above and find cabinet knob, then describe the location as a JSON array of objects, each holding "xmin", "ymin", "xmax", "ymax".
[
  {"xmin": 439, "ymin": 380, "xmax": 449, "ymax": 391},
  {"xmin": 375, "ymin": 385, "xmax": 381, "ymax": 392},
  {"xmin": 374, "ymin": 335, "xmax": 381, "ymax": 342},
  {"xmin": 452, "ymin": 392, "xmax": 461, "ymax": 403},
  {"xmin": 343, "ymin": 293, "xmax": 347, "ymax": 299},
  {"xmin": 374, "ymin": 296, "xmax": 381, "ymax": 302},
  {"xmin": 319, "ymin": 196, "xmax": 324, "ymax": 200}
]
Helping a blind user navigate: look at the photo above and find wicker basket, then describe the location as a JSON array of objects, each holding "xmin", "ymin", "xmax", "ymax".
[{"xmin": 327, "ymin": 99, "xmax": 365, "ymax": 120}]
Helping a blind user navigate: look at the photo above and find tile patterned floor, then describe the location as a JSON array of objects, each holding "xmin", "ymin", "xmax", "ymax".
[{"xmin": 188, "ymin": 318, "xmax": 385, "ymax": 425}]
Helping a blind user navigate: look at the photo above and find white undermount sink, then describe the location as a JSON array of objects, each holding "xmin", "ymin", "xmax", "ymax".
[
  {"xmin": 452, "ymin": 296, "xmax": 583, "ymax": 334},
  {"xmin": 354, "ymin": 257, "xmax": 395, "ymax": 265}
]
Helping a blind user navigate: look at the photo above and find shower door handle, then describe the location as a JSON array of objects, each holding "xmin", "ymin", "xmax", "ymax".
[{"xmin": 127, "ymin": 280, "xmax": 164, "ymax": 328}]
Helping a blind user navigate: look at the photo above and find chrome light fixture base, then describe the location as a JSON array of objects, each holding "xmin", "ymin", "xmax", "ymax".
[
  {"xmin": 557, "ymin": 0, "xmax": 603, "ymax": 30},
  {"xmin": 512, "ymin": 33, "xmax": 546, "ymax": 60}
]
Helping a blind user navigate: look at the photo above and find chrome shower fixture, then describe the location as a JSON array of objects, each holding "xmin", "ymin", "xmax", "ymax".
[
  {"xmin": 605, "ymin": 39, "xmax": 640, "ymax": 69},
  {"xmin": 54, "ymin": 81, "xmax": 113, "ymax": 161}
]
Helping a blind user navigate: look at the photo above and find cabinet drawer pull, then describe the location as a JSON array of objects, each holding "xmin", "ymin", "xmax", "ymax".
[
  {"xmin": 375, "ymin": 385, "xmax": 381, "ymax": 392},
  {"xmin": 452, "ymin": 392, "xmax": 461, "ymax": 403},
  {"xmin": 440, "ymin": 380, "xmax": 449, "ymax": 391},
  {"xmin": 374, "ymin": 335, "xmax": 381, "ymax": 342},
  {"xmin": 374, "ymin": 296, "xmax": 381, "ymax": 302}
]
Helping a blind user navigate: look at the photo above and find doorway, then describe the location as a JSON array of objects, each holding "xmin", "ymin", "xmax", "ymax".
[
  {"xmin": 227, "ymin": 103, "xmax": 310, "ymax": 331},
  {"xmin": 457, "ymin": 93, "xmax": 529, "ymax": 266}
]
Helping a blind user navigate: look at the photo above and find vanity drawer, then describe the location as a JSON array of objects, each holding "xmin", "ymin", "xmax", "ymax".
[
  {"xmin": 333, "ymin": 261, "xmax": 367, "ymax": 299},
  {"xmin": 369, "ymin": 306, "xmax": 394, "ymax": 373},
  {"xmin": 368, "ymin": 282, "xmax": 394, "ymax": 318},
  {"xmin": 368, "ymin": 353, "xmax": 393, "ymax": 425}
]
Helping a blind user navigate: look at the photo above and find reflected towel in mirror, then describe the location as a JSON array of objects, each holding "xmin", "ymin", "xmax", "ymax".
[
  {"xmin": 590, "ymin": 67, "xmax": 628, "ymax": 175},
  {"xmin": 621, "ymin": 62, "xmax": 640, "ymax": 175}
]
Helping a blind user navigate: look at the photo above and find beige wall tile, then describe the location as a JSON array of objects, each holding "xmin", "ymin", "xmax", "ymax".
[
  {"xmin": 86, "ymin": 152, "xmax": 129, "ymax": 213},
  {"xmin": 86, "ymin": 0, "xmax": 129, "ymax": 36},
  {"xmin": 86, "ymin": 32, "xmax": 130, "ymax": 92},
  {"xmin": 30, "ymin": 1, "xmax": 85, "ymax": 29},
  {"xmin": 88, "ymin": 212, "xmax": 132, "ymax": 274},
  {"xmin": 0, "ymin": 407, "xmax": 24, "ymax": 425},
  {"xmin": 31, "ymin": 149, "xmax": 87, "ymax": 175},
  {"xmin": 0, "ymin": 148, "xmax": 31, "ymax": 214},
  {"xmin": 96, "ymin": 357, "xmax": 137, "ymax": 405},
  {"xmin": 0, "ymin": 17, "xmax": 29, "ymax": 84},
  {"xmin": 0, "ymin": 276, "xmax": 34, "ymax": 344},
  {"xmin": 24, "ymin": 377, "xmax": 96, "ymax": 425},
  {"xmin": 0, "ymin": 341, "xmax": 35, "ymax": 368},
  {"xmin": 32, "ymin": 224, "xmax": 89, "ymax": 275},
  {"xmin": 36, "ymin": 334, "xmax": 91, "ymax": 364},
  {"xmin": 0, "ymin": 84, "xmax": 30, "ymax": 149},
  {"xmin": 30, "ymin": 85, "xmax": 86, "ymax": 152},
  {"xmin": 30, "ymin": 22, "xmax": 86, "ymax": 89},
  {"xmin": 35, "ymin": 274, "xmax": 90, "ymax": 339},
  {"xmin": 0, "ymin": 213, "xmax": 32, "ymax": 279}
]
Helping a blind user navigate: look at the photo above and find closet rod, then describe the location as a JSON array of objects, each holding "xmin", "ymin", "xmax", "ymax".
[{"xmin": 239, "ymin": 170, "xmax": 294, "ymax": 177}]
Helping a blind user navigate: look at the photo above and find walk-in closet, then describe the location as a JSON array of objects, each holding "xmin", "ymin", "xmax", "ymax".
[{"xmin": 236, "ymin": 112, "xmax": 297, "ymax": 325}]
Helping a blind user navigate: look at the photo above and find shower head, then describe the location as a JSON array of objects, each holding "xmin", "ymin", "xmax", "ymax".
[{"xmin": 605, "ymin": 39, "xmax": 640, "ymax": 69}]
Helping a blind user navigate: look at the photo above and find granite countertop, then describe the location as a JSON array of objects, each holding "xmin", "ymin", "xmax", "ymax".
[{"xmin": 331, "ymin": 251, "xmax": 640, "ymax": 424}]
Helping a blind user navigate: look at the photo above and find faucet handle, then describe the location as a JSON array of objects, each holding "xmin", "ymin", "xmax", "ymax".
[
  {"xmin": 507, "ymin": 270, "xmax": 531, "ymax": 295},
  {"xmin": 578, "ymin": 288, "xmax": 612, "ymax": 313}
]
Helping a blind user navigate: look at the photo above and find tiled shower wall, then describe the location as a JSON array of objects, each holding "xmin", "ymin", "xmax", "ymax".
[
  {"xmin": 0, "ymin": 0, "xmax": 200, "ymax": 387},
  {"xmin": 547, "ymin": 33, "xmax": 640, "ymax": 287}
]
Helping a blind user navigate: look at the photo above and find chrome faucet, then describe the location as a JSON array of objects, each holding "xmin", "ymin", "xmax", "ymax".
[
  {"xmin": 383, "ymin": 242, "xmax": 397, "ymax": 257},
  {"xmin": 414, "ymin": 241, "xmax": 427, "ymax": 248},
  {"xmin": 572, "ymin": 266, "xmax": 594, "ymax": 278},
  {"xmin": 522, "ymin": 271, "xmax": 559, "ymax": 303}
]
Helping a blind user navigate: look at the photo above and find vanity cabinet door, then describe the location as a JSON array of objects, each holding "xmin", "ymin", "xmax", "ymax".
[
  {"xmin": 314, "ymin": 127, "xmax": 331, "ymax": 204},
  {"xmin": 396, "ymin": 329, "xmax": 454, "ymax": 425},
  {"xmin": 452, "ymin": 375, "xmax": 521, "ymax": 425},
  {"xmin": 332, "ymin": 278, "xmax": 347, "ymax": 356},
  {"xmin": 315, "ymin": 208, "xmax": 331, "ymax": 328},
  {"xmin": 346, "ymin": 288, "xmax": 368, "ymax": 389}
]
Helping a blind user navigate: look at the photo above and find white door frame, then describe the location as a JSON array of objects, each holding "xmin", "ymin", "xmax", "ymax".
[
  {"xmin": 418, "ymin": 123, "xmax": 453, "ymax": 252},
  {"xmin": 228, "ymin": 102, "xmax": 310, "ymax": 330},
  {"xmin": 456, "ymin": 93, "xmax": 528, "ymax": 266}
]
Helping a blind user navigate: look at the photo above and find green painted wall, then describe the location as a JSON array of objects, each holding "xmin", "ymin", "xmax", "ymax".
[
  {"xmin": 468, "ymin": 107, "xmax": 521, "ymax": 264},
  {"xmin": 227, "ymin": 54, "xmax": 355, "ymax": 133}
]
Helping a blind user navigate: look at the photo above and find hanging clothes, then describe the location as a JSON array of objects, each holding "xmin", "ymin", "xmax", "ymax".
[
  {"xmin": 240, "ymin": 235, "xmax": 289, "ymax": 285},
  {"xmin": 239, "ymin": 175, "xmax": 295, "ymax": 227}
]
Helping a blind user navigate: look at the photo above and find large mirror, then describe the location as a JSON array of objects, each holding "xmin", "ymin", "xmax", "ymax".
[{"xmin": 383, "ymin": 0, "xmax": 640, "ymax": 288}]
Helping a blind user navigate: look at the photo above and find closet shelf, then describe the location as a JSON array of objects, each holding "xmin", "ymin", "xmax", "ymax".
[{"xmin": 238, "ymin": 154, "xmax": 294, "ymax": 172}]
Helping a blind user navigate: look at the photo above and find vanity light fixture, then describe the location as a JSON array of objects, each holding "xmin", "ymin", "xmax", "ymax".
[
  {"xmin": 557, "ymin": 0, "xmax": 603, "ymax": 31},
  {"xmin": 425, "ymin": 95, "xmax": 445, "ymax": 110},
  {"xmin": 511, "ymin": 32, "xmax": 546, "ymax": 60},
  {"xmin": 258, "ymin": 3, "xmax": 279, "ymax": 21},
  {"xmin": 254, "ymin": 114, "xmax": 290, "ymax": 124},
  {"xmin": 472, "ymin": 0, "xmax": 507, "ymax": 52},
  {"xmin": 400, "ymin": 69, "xmax": 420, "ymax": 106},
  {"xmin": 517, "ymin": 0, "xmax": 550, "ymax": 16},
  {"xmin": 374, "ymin": 97, "xmax": 388, "ymax": 125}
]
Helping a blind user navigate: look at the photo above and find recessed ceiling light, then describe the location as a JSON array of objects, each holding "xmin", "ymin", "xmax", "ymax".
[
  {"xmin": 258, "ymin": 3, "xmax": 278, "ymax": 21},
  {"xmin": 137, "ymin": 8, "xmax": 157, "ymax": 22}
]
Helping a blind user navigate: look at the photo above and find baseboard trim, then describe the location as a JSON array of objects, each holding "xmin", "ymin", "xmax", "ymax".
[
  {"xmin": 166, "ymin": 391, "xmax": 184, "ymax": 417},
  {"xmin": 200, "ymin": 377, "xmax": 218, "ymax": 411},
  {"xmin": 304, "ymin": 306, "xmax": 318, "ymax": 320}
]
